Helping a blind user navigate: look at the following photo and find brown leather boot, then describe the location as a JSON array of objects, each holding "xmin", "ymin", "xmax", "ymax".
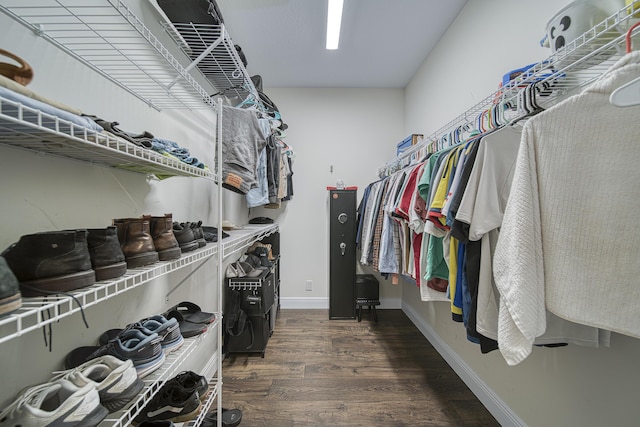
[
  {"xmin": 146, "ymin": 214, "xmax": 182, "ymax": 261},
  {"xmin": 113, "ymin": 218, "xmax": 159, "ymax": 268}
]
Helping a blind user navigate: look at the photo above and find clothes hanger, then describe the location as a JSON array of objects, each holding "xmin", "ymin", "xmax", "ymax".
[{"xmin": 610, "ymin": 21, "xmax": 640, "ymax": 107}]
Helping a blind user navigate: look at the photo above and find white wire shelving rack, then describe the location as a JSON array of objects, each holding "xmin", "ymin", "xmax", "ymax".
[
  {"xmin": 0, "ymin": 0, "xmax": 215, "ymax": 111},
  {"xmin": 221, "ymin": 223, "xmax": 280, "ymax": 260},
  {"xmin": 0, "ymin": 244, "xmax": 218, "ymax": 345},
  {"xmin": 163, "ymin": 23, "xmax": 260, "ymax": 104},
  {"xmin": 0, "ymin": 1, "xmax": 275, "ymax": 425},
  {"xmin": 102, "ymin": 329, "xmax": 218, "ymax": 427},
  {"xmin": 378, "ymin": 3, "xmax": 640, "ymax": 176},
  {"xmin": 0, "ymin": 95, "xmax": 213, "ymax": 178}
]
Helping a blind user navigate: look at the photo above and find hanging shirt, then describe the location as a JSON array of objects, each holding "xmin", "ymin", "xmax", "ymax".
[{"xmin": 493, "ymin": 52, "xmax": 640, "ymax": 365}]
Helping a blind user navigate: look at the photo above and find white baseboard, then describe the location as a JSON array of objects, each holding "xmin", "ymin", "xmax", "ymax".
[
  {"xmin": 402, "ymin": 302, "xmax": 527, "ymax": 427},
  {"xmin": 280, "ymin": 297, "xmax": 329, "ymax": 309},
  {"xmin": 279, "ymin": 297, "xmax": 403, "ymax": 310}
]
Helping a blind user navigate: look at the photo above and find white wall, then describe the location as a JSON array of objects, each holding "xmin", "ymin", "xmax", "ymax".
[
  {"xmin": 250, "ymin": 87, "xmax": 405, "ymax": 309},
  {"xmin": 403, "ymin": 1, "xmax": 640, "ymax": 426}
]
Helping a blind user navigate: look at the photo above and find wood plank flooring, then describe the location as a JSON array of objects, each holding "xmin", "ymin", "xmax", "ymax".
[{"xmin": 221, "ymin": 309, "xmax": 500, "ymax": 427}]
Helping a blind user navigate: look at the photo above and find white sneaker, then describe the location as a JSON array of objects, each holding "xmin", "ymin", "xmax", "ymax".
[
  {"xmin": 0, "ymin": 379, "xmax": 108, "ymax": 426},
  {"xmin": 52, "ymin": 355, "xmax": 144, "ymax": 413}
]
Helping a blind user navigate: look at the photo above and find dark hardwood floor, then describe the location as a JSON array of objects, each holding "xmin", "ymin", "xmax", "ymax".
[{"xmin": 222, "ymin": 309, "xmax": 500, "ymax": 427}]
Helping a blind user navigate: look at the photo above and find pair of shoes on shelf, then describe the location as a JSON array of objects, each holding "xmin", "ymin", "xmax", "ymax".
[
  {"xmin": 172, "ymin": 221, "xmax": 206, "ymax": 252},
  {"xmin": 226, "ymin": 260, "xmax": 263, "ymax": 279},
  {"xmin": 51, "ymin": 355, "xmax": 144, "ymax": 413},
  {"xmin": 65, "ymin": 326, "xmax": 165, "ymax": 379},
  {"xmin": 114, "ymin": 213, "xmax": 182, "ymax": 268},
  {"xmin": 0, "ymin": 228, "xmax": 125, "ymax": 298},
  {"xmin": 99, "ymin": 314, "xmax": 185, "ymax": 355},
  {"xmin": 134, "ymin": 371, "xmax": 208, "ymax": 425},
  {"xmin": 164, "ymin": 301, "xmax": 215, "ymax": 338},
  {"xmin": 0, "ymin": 378, "xmax": 109, "ymax": 427},
  {"xmin": 201, "ymin": 225, "xmax": 230, "ymax": 242}
]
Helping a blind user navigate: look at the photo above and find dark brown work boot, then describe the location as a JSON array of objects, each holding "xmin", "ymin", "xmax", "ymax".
[
  {"xmin": 113, "ymin": 218, "xmax": 159, "ymax": 268},
  {"xmin": 1, "ymin": 230, "xmax": 95, "ymax": 297},
  {"xmin": 146, "ymin": 214, "xmax": 182, "ymax": 261}
]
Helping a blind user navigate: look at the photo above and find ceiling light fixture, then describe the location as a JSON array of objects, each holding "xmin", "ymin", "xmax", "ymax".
[{"xmin": 326, "ymin": 0, "xmax": 344, "ymax": 50}]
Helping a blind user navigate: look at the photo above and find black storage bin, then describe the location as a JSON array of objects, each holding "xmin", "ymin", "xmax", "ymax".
[
  {"xmin": 226, "ymin": 266, "xmax": 275, "ymax": 314},
  {"xmin": 225, "ymin": 313, "xmax": 270, "ymax": 357},
  {"xmin": 355, "ymin": 274, "xmax": 380, "ymax": 322},
  {"xmin": 356, "ymin": 274, "xmax": 380, "ymax": 300}
]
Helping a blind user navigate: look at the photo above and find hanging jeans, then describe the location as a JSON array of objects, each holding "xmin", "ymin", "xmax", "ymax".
[{"xmin": 220, "ymin": 105, "xmax": 266, "ymax": 194}]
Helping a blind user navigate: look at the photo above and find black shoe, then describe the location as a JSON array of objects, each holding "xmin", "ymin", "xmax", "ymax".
[
  {"xmin": 1, "ymin": 230, "xmax": 95, "ymax": 297},
  {"xmin": 172, "ymin": 222, "xmax": 199, "ymax": 252},
  {"xmin": 87, "ymin": 226, "xmax": 127, "ymax": 281},
  {"xmin": 0, "ymin": 256, "xmax": 21, "ymax": 316},
  {"xmin": 188, "ymin": 221, "xmax": 207, "ymax": 248},
  {"xmin": 166, "ymin": 371, "xmax": 209, "ymax": 401},
  {"xmin": 134, "ymin": 381, "xmax": 201, "ymax": 424}
]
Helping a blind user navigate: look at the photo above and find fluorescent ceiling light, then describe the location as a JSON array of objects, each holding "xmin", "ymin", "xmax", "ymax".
[{"xmin": 326, "ymin": 0, "xmax": 344, "ymax": 50}]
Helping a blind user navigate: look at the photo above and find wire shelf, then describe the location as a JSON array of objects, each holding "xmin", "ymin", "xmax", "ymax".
[
  {"xmin": 0, "ymin": 95, "xmax": 214, "ymax": 178},
  {"xmin": 380, "ymin": 3, "xmax": 640, "ymax": 174},
  {"xmin": 222, "ymin": 224, "xmax": 280, "ymax": 260},
  {"xmin": 0, "ymin": 0, "xmax": 216, "ymax": 111},
  {"xmin": 102, "ymin": 329, "xmax": 217, "ymax": 426},
  {"xmin": 184, "ymin": 375, "xmax": 221, "ymax": 427},
  {"xmin": 163, "ymin": 22, "xmax": 259, "ymax": 103},
  {"xmin": 0, "ymin": 244, "xmax": 218, "ymax": 345}
]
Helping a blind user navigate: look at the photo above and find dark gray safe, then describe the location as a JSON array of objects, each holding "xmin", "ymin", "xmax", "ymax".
[{"xmin": 328, "ymin": 189, "xmax": 356, "ymax": 319}]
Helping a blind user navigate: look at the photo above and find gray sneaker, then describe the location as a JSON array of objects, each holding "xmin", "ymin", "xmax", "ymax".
[
  {"xmin": 0, "ymin": 256, "xmax": 21, "ymax": 317},
  {"xmin": 0, "ymin": 379, "xmax": 108, "ymax": 426},
  {"xmin": 51, "ymin": 355, "xmax": 144, "ymax": 413}
]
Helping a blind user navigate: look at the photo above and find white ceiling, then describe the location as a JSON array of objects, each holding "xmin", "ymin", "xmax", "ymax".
[{"xmin": 215, "ymin": 0, "xmax": 468, "ymax": 88}]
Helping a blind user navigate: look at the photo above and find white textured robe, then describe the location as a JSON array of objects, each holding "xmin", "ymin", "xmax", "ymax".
[{"xmin": 493, "ymin": 52, "xmax": 640, "ymax": 365}]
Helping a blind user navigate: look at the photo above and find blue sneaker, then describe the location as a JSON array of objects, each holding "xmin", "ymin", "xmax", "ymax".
[
  {"xmin": 66, "ymin": 329, "xmax": 165, "ymax": 379},
  {"xmin": 99, "ymin": 315, "xmax": 184, "ymax": 354}
]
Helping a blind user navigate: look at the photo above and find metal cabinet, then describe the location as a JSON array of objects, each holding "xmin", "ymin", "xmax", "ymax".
[{"xmin": 328, "ymin": 189, "xmax": 357, "ymax": 319}]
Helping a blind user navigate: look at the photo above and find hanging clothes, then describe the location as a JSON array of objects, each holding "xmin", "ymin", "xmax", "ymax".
[
  {"xmin": 220, "ymin": 105, "xmax": 266, "ymax": 194},
  {"xmin": 493, "ymin": 52, "xmax": 640, "ymax": 366}
]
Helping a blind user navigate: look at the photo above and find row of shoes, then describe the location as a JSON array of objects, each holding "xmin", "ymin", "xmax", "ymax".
[
  {"xmin": 64, "ymin": 302, "xmax": 215, "ymax": 379},
  {"xmin": 0, "ymin": 215, "xmax": 217, "ymax": 317},
  {"xmin": 0, "ymin": 362, "xmax": 210, "ymax": 427},
  {"xmin": 0, "ymin": 302, "xmax": 216, "ymax": 426}
]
